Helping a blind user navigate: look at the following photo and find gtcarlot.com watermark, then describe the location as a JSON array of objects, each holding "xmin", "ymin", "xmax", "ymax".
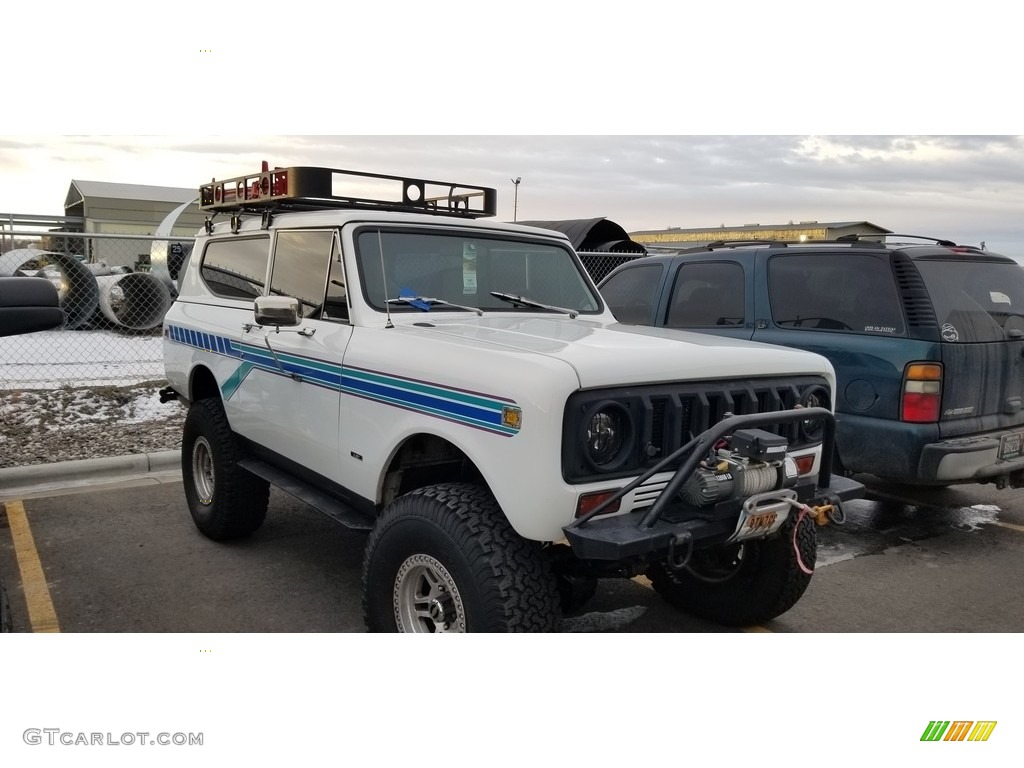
[{"xmin": 23, "ymin": 729, "xmax": 203, "ymax": 747}]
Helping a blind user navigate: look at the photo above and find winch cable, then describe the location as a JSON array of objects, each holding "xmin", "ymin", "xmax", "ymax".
[
  {"xmin": 793, "ymin": 504, "xmax": 814, "ymax": 575},
  {"xmin": 781, "ymin": 494, "xmax": 841, "ymax": 576}
]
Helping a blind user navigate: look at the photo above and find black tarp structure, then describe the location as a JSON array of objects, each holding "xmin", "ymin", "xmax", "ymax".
[{"xmin": 517, "ymin": 218, "xmax": 647, "ymax": 254}]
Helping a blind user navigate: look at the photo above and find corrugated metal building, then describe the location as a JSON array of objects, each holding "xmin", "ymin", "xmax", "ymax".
[
  {"xmin": 64, "ymin": 180, "xmax": 204, "ymax": 268},
  {"xmin": 630, "ymin": 221, "xmax": 892, "ymax": 248}
]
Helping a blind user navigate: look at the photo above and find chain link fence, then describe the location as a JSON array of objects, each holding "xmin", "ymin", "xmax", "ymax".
[
  {"xmin": 1, "ymin": 237, "xmax": 645, "ymax": 470},
  {"xmin": 1, "ymin": 231, "xmax": 193, "ymax": 470},
  {"xmin": 578, "ymin": 251, "xmax": 644, "ymax": 284}
]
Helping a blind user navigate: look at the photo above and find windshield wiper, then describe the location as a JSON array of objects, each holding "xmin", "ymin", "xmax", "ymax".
[
  {"xmin": 387, "ymin": 294, "xmax": 484, "ymax": 316},
  {"xmin": 490, "ymin": 291, "xmax": 579, "ymax": 318}
]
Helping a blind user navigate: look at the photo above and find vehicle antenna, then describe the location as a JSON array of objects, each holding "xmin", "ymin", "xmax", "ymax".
[{"xmin": 378, "ymin": 230, "xmax": 393, "ymax": 329}]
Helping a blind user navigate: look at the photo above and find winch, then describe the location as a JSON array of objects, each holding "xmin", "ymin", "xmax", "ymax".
[{"xmin": 680, "ymin": 427, "xmax": 799, "ymax": 508}]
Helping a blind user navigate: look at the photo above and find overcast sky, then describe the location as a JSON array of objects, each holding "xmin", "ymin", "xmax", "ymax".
[
  {"xmin": 3, "ymin": 3, "xmax": 1022, "ymax": 253},
  {"xmin": 3, "ymin": 135, "xmax": 1024, "ymax": 254}
]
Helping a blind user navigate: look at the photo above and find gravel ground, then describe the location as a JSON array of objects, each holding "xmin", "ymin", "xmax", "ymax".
[{"xmin": 0, "ymin": 384, "xmax": 185, "ymax": 469}]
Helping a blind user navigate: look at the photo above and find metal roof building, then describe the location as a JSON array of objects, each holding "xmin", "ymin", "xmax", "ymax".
[
  {"xmin": 630, "ymin": 221, "xmax": 892, "ymax": 248},
  {"xmin": 63, "ymin": 180, "xmax": 205, "ymax": 269},
  {"xmin": 64, "ymin": 180, "xmax": 205, "ymax": 237}
]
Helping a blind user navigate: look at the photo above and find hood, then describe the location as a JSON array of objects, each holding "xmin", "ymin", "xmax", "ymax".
[{"xmin": 401, "ymin": 315, "xmax": 835, "ymax": 389}]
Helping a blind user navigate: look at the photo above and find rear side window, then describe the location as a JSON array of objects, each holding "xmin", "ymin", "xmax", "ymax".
[
  {"xmin": 915, "ymin": 258, "xmax": 1024, "ymax": 342},
  {"xmin": 768, "ymin": 252, "xmax": 905, "ymax": 335},
  {"xmin": 600, "ymin": 263, "xmax": 664, "ymax": 324},
  {"xmin": 665, "ymin": 261, "xmax": 745, "ymax": 327},
  {"xmin": 200, "ymin": 236, "xmax": 270, "ymax": 300}
]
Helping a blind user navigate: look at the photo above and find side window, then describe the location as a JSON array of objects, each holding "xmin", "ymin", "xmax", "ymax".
[
  {"xmin": 200, "ymin": 237, "xmax": 270, "ymax": 300},
  {"xmin": 768, "ymin": 252, "xmax": 905, "ymax": 335},
  {"xmin": 600, "ymin": 263, "xmax": 664, "ymax": 324},
  {"xmin": 665, "ymin": 262, "xmax": 745, "ymax": 328},
  {"xmin": 269, "ymin": 230, "xmax": 334, "ymax": 319}
]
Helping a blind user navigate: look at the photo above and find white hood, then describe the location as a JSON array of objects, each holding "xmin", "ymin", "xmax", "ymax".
[{"xmin": 403, "ymin": 315, "xmax": 835, "ymax": 389}]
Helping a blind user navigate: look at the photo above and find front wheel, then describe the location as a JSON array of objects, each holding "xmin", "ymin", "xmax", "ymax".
[
  {"xmin": 362, "ymin": 483, "xmax": 561, "ymax": 632},
  {"xmin": 182, "ymin": 398, "xmax": 269, "ymax": 541},
  {"xmin": 646, "ymin": 512, "xmax": 816, "ymax": 626}
]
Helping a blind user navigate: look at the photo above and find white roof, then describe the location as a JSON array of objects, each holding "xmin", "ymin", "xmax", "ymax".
[{"xmin": 66, "ymin": 180, "xmax": 197, "ymax": 209}]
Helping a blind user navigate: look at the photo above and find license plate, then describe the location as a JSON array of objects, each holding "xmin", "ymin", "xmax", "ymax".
[
  {"xmin": 746, "ymin": 512, "xmax": 778, "ymax": 532},
  {"xmin": 730, "ymin": 503, "xmax": 789, "ymax": 543},
  {"xmin": 999, "ymin": 431, "xmax": 1024, "ymax": 461}
]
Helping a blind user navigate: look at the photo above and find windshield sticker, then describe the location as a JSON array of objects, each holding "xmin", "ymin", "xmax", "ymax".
[
  {"xmin": 941, "ymin": 323, "xmax": 960, "ymax": 342},
  {"xmin": 463, "ymin": 242, "xmax": 478, "ymax": 295},
  {"xmin": 864, "ymin": 325, "xmax": 897, "ymax": 334},
  {"xmin": 990, "ymin": 291, "xmax": 1011, "ymax": 305}
]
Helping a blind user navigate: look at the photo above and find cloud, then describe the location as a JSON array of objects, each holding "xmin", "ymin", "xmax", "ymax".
[{"xmin": 3, "ymin": 135, "xmax": 1024, "ymax": 253}]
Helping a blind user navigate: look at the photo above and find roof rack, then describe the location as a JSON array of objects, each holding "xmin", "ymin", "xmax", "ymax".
[
  {"xmin": 704, "ymin": 239, "xmax": 776, "ymax": 249},
  {"xmin": 199, "ymin": 162, "xmax": 497, "ymax": 219},
  {"xmin": 880, "ymin": 234, "xmax": 958, "ymax": 246},
  {"xmin": 672, "ymin": 238, "xmax": 885, "ymax": 253}
]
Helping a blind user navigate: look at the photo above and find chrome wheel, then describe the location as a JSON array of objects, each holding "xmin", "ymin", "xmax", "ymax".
[
  {"xmin": 393, "ymin": 554, "xmax": 466, "ymax": 633},
  {"xmin": 191, "ymin": 436, "xmax": 215, "ymax": 504}
]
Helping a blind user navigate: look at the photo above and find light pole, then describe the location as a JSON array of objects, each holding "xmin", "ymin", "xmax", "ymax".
[{"xmin": 511, "ymin": 177, "xmax": 521, "ymax": 221}]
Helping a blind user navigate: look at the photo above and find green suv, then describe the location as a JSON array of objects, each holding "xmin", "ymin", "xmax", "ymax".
[{"xmin": 599, "ymin": 236, "xmax": 1024, "ymax": 488}]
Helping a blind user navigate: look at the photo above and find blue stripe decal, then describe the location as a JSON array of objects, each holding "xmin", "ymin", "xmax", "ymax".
[{"xmin": 166, "ymin": 325, "xmax": 519, "ymax": 436}]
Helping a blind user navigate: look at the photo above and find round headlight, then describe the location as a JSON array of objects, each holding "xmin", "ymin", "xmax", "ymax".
[
  {"xmin": 798, "ymin": 385, "xmax": 829, "ymax": 442},
  {"xmin": 581, "ymin": 402, "xmax": 633, "ymax": 471}
]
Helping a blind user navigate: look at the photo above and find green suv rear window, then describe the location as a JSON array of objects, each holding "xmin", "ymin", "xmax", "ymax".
[{"xmin": 914, "ymin": 258, "xmax": 1024, "ymax": 342}]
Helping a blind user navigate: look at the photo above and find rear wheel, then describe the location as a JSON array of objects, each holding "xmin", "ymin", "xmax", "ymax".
[
  {"xmin": 182, "ymin": 398, "xmax": 269, "ymax": 541},
  {"xmin": 362, "ymin": 483, "xmax": 561, "ymax": 632},
  {"xmin": 646, "ymin": 513, "xmax": 816, "ymax": 626}
]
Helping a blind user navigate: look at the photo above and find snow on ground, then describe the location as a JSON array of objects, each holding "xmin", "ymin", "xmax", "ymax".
[
  {"xmin": 0, "ymin": 329, "xmax": 164, "ymax": 388},
  {"xmin": 0, "ymin": 329, "xmax": 177, "ymax": 465}
]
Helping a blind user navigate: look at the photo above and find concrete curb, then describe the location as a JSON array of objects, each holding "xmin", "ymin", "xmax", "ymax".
[{"xmin": 0, "ymin": 450, "xmax": 180, "ymax": 490}]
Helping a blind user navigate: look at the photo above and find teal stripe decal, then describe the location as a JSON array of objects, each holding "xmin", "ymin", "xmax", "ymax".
[{"xmin": 167, "ymin": 325, "xmax": 518, "ymax": 435}]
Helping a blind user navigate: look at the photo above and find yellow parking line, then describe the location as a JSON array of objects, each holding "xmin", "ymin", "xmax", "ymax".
[
  {"xmin": 993, "ymin": 520, "xmax": 1024, "ymax": 534},
  {"xmin": 4, "ymin": 500, "xmax": 60, "ymax": 633}
]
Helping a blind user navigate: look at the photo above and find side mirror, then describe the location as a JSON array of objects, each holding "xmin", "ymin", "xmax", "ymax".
[
  {"xmin": 253, "ymin": 295, "xmax": 301, "ymax": 327},
  {"xmin": 0, "ymin": 277, "xmax": 65, "ymax": 337}
]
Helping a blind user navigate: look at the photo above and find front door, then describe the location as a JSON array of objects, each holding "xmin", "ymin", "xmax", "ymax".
[{"xmin": 234, "ymin": 229, "xmax": 352, "ymax": 482}]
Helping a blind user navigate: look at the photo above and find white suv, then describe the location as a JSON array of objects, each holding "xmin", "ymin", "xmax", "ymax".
[{"xmin": 161, "ymin": 164, "xmax": 861, "ymax": 632}]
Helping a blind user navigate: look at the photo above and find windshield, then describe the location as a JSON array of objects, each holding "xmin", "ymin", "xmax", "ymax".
[
  {"xmin": 355, "ymin": 229, "xmax": 602, "ymax": 314},
  {"xmin": 915, "ymin": 258, "xmax": 1024, "ymax": 342}
]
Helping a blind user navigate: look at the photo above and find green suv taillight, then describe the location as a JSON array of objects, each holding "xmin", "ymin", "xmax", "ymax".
[{"xmin": 901, "ymin": 363, "xmax": 942, "ymax": 423}]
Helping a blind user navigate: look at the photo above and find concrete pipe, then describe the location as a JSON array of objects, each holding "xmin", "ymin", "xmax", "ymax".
[
  {"xmin": 95, "ymin": 272, "xmax": 173, "ymax": 331},
  {"xmin": 0, "ymin": 248, "xmax": 99, "ymax": 330}
]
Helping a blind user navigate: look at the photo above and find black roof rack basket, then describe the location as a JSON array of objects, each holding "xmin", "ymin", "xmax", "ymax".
[{"xmin": 199, "ymin": 164, "xmax": 497, "ymax": 219}]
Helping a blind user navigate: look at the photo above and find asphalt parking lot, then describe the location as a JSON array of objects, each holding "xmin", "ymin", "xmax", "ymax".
[{"xmin": 3, "ymin": 466, "xmax": 1024, "ymax": 633}]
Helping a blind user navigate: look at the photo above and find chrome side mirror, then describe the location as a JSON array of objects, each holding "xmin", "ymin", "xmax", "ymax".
[{"xmin": 253, "ymin": 295, "xmax": 301, "ymax": 327}]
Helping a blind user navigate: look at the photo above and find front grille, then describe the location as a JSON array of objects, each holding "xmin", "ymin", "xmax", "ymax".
[{"xmin": 562, "ymin": 376, "xmax": 830, "ymax": 483}]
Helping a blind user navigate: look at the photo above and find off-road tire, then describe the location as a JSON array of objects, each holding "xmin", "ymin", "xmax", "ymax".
[
  {"xmin": 182, "ymin": 398, "xmax": 269, "ymax": 541},
  {"xmin": 646, "ymin": 512, "xmax": 816, "ymax": 626},
  {"xmin": 362, "ymin": 483, "xmax": 561, "ymax": 632}
]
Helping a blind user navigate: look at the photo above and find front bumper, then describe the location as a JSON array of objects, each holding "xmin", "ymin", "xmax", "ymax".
[{"xmin": 563, "ymin": 408, "xmax": 864, "ymax": 562}]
